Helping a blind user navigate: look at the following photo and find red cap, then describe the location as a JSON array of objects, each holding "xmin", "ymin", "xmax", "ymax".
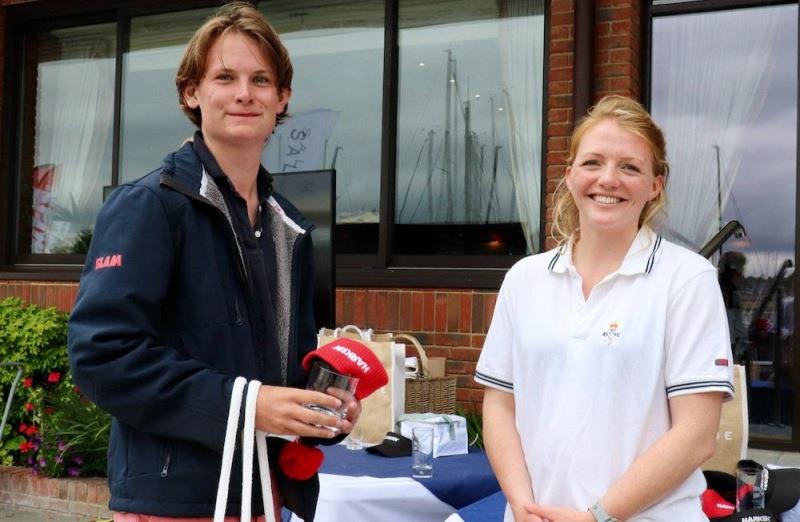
[
  {"xmin": 702, "ymin": 488, "xmax": 736, "ymax": 519},
  {"xmin": 302, "ymin": 338, "xmax": 389, "ymax": 400}
]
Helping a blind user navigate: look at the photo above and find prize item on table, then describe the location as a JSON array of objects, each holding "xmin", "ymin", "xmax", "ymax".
[
  {"xmin": 345, "ymin": 423, "xmax": 363, "ymax": 451},
  {"xmin": 702, "ymin": 466, "xmax": 800, "ymax": 521},
  {"xmin": 399, "ymin": 413, "xmax": 469, "ymax": 457},
  {"xmin": 405, "ymin": 356, "xmax": 419, "ymax": 379},
  {"xmin": 365, "ymin": 431, "xmax": 413, "ymax": 457},
  {"xmin": 736, "ymin": 460, "xmax": 767, "ymax": 511},
  {"xmin": 411, "ymin": 426, "xmax": 434, "ymax": 479}
]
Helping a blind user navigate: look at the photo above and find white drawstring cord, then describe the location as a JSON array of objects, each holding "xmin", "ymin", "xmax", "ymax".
[
  {"xmin": 214, "ymin": 377, "xmax": 247, "ymax": 522},
  {"xmin": 215, "ymin": 378, "xmax": 276, "ymax": 522},
  {"xmin": 255, "ymin": 428, "xmax": 274, "ymax": 522},
  {"xmin": 240, "ymin": 380, "xmax": 260, "ymax": 521}
]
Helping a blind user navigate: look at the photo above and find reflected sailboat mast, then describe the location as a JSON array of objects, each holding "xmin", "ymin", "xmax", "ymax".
[{"xmin": 443, "ymin": 49, "xmax": 454, "ymax": 222}]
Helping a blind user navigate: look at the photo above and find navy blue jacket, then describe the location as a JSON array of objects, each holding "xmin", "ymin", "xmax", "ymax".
[{"xmin": 68, "ymin": 142, "xmax": 320, "ymax": 518}]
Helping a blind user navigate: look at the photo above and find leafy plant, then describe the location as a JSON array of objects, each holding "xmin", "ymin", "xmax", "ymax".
[
  {"xmin": 459, "ymin": 409, "xmax": 484, "ymax": 449},
  {"xmin": 0, "ymin": 297, "xmax": 110, "ymax": 477}
]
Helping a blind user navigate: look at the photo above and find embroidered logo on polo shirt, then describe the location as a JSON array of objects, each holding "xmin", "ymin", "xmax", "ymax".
[{"xmin": 601, "ymin": 321, "xmax": 622, "ymax": 345}]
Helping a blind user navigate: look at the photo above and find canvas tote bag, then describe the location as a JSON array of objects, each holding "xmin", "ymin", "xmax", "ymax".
[
  {"xmin": 318, "ymin": 325, "xmax": 405, "ymax": 444},
  {"xmin": 702, "ymin": 364, "xmax": 748, "ymax": 476}
]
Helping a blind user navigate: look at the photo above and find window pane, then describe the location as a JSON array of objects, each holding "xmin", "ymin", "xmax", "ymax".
[
  {"xmin": 17, "ymin": 23, "xmax": 116, "ymax": 255},
  {"xmin": 395, "ymin": 0, "xmax": 544, "ymax": 256},
  {"xmin": 260, "ymin": 0, "xmax": 384, "ymax": 254},
  {"xmin": 120, "ymin": 8, "xmax": 214, "ymax": 184},
  {"xmin": 652, "ymin": 4, "xmax": 798, "ymax": 442}
]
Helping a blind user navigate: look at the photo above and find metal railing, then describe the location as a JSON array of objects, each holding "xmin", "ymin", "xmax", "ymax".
[
  {"xmin": 0, "ymin": 362, "xmax": 23, "ymax": 443},
  {"xmin": 698, "ymin": 220, "xmax": 746, "ymax": 259}
]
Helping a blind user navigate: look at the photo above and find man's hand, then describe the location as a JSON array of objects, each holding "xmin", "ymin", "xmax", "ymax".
[
  {"xmin": 326, "ymin": 386, "xmax": 362, "ymax": 435},
  {"xmin": 255, "ymin": 385, "xmax": 344, "ymax": 438}
]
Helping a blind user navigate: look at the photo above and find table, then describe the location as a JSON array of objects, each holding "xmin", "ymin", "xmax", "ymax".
[
  {"xmin": 288, "ymin": 444, "xmax": 500, "ymax": 522},
  {"xmin": 445, "ymin": 490, "xmax": 507, "ymax": 522}
]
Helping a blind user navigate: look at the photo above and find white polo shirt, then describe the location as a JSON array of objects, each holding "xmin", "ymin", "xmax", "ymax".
[{"xmin": 475, "ymin": 226, "xmax": 734, "ymax": 522}]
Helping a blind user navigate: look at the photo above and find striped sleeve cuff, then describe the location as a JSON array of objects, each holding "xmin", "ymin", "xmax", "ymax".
[
  {"xmin": 666, "ymin": 380, "xmax": 734, "ymax": 400},
  {"xmin": 475, "ymin": 370, "xmax": 513, "ymax": 392}
]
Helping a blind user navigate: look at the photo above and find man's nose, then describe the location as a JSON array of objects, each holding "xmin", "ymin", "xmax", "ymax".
[{"xmin": 235, "ymin": 80, "xmax": 253, "ymax": 103}]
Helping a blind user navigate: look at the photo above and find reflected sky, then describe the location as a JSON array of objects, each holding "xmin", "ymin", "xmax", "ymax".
[{"xmin": 652, "ymin": 3, "xmax": 797, "ymax": 278}]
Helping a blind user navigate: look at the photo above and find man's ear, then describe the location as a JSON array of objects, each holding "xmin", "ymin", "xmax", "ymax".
[
  {"xmin": 278, "ymin": 87, "xmax": 292, "ymax": 114},
  {"xmin": 183, "ymin": 85, "xmax": 199, "ymax": 109}
]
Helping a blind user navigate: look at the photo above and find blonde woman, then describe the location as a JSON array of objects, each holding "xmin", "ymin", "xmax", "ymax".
[{"xmin": 476, "ymin": 95, "xmax": 733, "ymax": 522}]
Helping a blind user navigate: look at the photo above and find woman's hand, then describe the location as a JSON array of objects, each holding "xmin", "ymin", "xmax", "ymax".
[
  {"xmin": 524, "ymin": 504, "xmax": 595, "ymax": 522},
  {"xmin": 511, "ymin": 503, "xmax": 544, "ymax": 522}
]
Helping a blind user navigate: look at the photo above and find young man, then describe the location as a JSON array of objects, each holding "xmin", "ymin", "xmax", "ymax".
[{"xmin": 68, "ymin": 3, "xmax": 356, "ymax": 520}]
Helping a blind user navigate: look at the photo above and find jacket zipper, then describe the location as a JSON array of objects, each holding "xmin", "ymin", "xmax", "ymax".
[
  {"xmin": 234, "ymin": 298, "xmax": 243, "ymax": 326},
  {"xmin": 160, "ymin": 452, "xmax": 171, "ymax": 477}
]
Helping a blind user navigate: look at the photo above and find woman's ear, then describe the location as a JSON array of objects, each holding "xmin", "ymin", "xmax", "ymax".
[{"xmin": 650, "ymin": 174, "xmax": 664, "ymax": 201}]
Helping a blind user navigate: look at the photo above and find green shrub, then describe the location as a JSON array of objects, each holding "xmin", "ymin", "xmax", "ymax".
[
  {"xmin": 458, "ymin": 409, "xmax": 484, "ymax": 449},
  {"xmin": 0, "ymin": 297, "xmax": 109, "ymax": 477}
]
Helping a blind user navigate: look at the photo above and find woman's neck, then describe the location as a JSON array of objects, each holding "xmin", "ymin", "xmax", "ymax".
[{"xmin": 571, "ymin": 226, "xmax": 640, "ymax": 299}]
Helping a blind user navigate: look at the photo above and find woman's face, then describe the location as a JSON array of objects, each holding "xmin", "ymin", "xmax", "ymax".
[{"xmin": 565, "ymin": 118, "xmax": 663, "ymax": 239}]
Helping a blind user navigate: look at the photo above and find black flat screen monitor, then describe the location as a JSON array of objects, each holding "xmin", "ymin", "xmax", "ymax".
[{"xmin": 271, "ymin": 169, "xmax": 335, "ymax": 330}]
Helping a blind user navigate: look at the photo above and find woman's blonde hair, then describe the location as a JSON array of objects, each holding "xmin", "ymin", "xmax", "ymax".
[{"xmin": 551, "ymin": 95, "xmax": 669, "ymax": 244}]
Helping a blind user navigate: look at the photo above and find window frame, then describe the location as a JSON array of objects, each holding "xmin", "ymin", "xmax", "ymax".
[
  {"xmin": 0, "ymin": 0, "xmax": 550, "ymax": 289},
  {"xmin": 644, "ymin": 0, "xmax": 800, "ymax": 453}
]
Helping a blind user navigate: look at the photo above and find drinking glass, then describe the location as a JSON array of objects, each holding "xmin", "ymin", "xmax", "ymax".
[
  {"xmin": 305, "ymin": 362, "xmax": 358, "ymax": 432},
  {"xmin": 412, "ymin": 426, "xmax": 434, "ymax": 478}
]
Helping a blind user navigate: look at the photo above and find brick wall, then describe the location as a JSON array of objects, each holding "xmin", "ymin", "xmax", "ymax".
[
  {"xmin": 545, "ymin": 0, "xmax": 576, "ymax": 251},
  {"xmin": 335, "ymin": 288, "xmax": 496, "ymax": 413},
  {"xmin": 595, "ymin": 0, "xmax": 642, "ymax": 100},
  {"xmin": 0, "ymin": 465, "xmax": 111, "ymax": 519},
  {"xmin": 0, "ymin": 281, "xmax": 78, "ymax": 313}
]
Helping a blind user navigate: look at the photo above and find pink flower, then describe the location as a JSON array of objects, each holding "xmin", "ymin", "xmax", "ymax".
[{"xmin": 47, "ymin": 372, "xmax": 61, "ymax": 383}]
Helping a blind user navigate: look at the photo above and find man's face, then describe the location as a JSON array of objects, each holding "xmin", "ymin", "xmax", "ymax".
[{"xmin": 182, "ymin": 31, "xmax": 290, "ymax": 149}]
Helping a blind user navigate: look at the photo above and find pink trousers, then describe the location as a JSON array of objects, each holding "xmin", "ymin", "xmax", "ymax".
[{"xmin": 113, "ymin": 471, "xmax": 282, "ymax": 522}]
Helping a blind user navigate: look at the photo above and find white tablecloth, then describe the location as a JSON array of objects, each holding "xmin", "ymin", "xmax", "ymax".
[{"xmin": 288, "ymin": 473, "xmax": 456, "ymax": 522}]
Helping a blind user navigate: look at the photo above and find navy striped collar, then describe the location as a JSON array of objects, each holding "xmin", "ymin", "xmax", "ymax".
[{"xmin": 547, "ymin": 227, "xmax": 663, "ymax": 275}]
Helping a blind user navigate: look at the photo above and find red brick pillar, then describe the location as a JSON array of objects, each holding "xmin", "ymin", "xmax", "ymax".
[{"xmin": 595, "ymin": 0, "xmax": 642, "ymax": 100}]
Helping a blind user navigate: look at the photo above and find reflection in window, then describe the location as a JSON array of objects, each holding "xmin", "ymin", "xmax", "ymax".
[
  {"xmin": 395, "ymin": 0, "xmax": 544, "ymax": 255},
  {"xmin": 652, "ymin": 4, "xmax": 797, "ymax": 441},
  {"xmin": 260, "ymin": 0, "xmax": 385, "ymax": 254},
  {"xmin": 18, "ymin": 24, "xmax": 116, "ymax": 254},
  {"xmin": 120, "ymin": 8, "xmax": 214, "ymax": 184}
]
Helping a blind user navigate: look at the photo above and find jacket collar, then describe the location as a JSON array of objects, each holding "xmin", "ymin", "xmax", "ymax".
[
  {"xmin": 548, "ymin": 226, "xmax": 663, "ymax": 275},
  {"xmin": 157, "ymin": 138, "xmax": 314, "ymax": 233}
]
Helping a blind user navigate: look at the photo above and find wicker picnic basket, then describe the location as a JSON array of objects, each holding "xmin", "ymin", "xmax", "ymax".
[{"xmin": 394, "ymin": 333, "xmax": 457, "ymax": 414}]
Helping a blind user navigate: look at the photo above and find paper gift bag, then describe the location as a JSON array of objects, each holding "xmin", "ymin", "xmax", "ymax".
[
  {"xmin": 703, "ymin": 364, "xmax": 748, "ymax": 476},
  {"xmin": 318, "ymin": 325, "xmax": 405, "ymax": 444},
  {"xmin": 398, "ymin": 413, "xmax": 468, "ymax": 458}
]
